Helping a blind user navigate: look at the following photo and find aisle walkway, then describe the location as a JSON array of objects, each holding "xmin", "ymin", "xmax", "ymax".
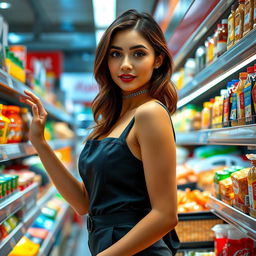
[
  {"xmin": 73, "ymin": 226, "xmax": 91, "ymax": 256},
  {"xmin": 63, "ymin": 220, "xmax": 91, "ymax": 256}
]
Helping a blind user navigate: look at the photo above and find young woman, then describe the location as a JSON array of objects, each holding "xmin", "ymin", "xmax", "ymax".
[{"xmin": 21, "ymin": 9, "xmax": 178, "ymax": 256}]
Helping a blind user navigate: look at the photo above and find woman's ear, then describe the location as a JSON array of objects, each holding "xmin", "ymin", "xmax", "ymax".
[{"xmin": 154, "ymin": 54, "xmax": 164, "ymax": 69}]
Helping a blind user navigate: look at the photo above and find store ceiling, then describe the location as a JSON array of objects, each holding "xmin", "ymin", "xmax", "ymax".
[{"xmin": 0, "ymin": 0, "xmax": 156, "ymax": 72}]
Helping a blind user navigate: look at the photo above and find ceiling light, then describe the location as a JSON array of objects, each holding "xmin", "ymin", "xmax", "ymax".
[
  {"xmin": 0, "ymin": 2, "xmax": 11, "ymax": 9},
  {"xmin": 177, "ymin": 54, "xmax": 256, "ymax": 109},
  {"xmin": 8, "ymin": 33, "xmax": 22, "ymax": 44},
  {"xmin": 95, "ymin": 29, "xmax": 105, "ymax": 45},
  {"xmin": 92, "ymin": 0, "xmax": 116, "ymax": 28}
]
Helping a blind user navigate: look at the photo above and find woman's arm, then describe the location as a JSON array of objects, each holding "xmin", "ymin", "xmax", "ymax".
[
  {"xmin": 98, "ymin": 102, "xmax": 178, "ymax": 256},
  {"xmin": 20, "ymin": 90, "xmax": 89, "ymax": 215}
]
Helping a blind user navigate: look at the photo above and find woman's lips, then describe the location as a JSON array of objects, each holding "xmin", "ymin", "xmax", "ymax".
[{"xmin": 119, "ymin": 75, "xmax": 136, "ymax": 83}]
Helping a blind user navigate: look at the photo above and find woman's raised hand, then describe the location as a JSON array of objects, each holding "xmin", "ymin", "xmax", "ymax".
[{"xmin": 20, "ymin": 90, "xmax": 48, "ymax": 146}]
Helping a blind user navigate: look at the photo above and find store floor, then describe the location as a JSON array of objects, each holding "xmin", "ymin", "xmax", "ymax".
[
  {"xmin": 72, "ymin": 227, "xmax": 91, "ymax": 256},
  {"xmin": 63, "ymin": 222, "xmax": 91, "ymax": 256}
]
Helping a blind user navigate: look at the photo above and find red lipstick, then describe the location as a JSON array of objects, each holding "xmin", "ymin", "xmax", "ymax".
[{"xmin": 119, "ymin": 74, "xmax": 136, "ymax": 83}]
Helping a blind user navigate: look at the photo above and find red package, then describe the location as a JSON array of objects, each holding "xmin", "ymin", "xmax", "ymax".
[
  {"xmin": 224, "ymin": 237, "xmax": 254, "ymax": 256},
  {"xmin": 215, "ymin": 237, "xmax": 227, "ymax": 255}
]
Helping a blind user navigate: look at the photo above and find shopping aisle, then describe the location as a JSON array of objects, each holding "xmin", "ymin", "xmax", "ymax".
[
  {"xmin": 72, "ymin": 226, "xmax": 91, "ymax": 256},
  {"xmin": 63, "ymin": 219, "xmax": 91, "ymax": 256}
]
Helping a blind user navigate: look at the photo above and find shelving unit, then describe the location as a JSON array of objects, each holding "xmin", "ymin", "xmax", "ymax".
[
  {"xmin": 170, "ymin": 0, "xmax": 256, "ymax": 249},
  {"xmin": 0, "ymin": 183, "xmax": 38, "ymax": 224},
  {"xmin": 173, "ymin": 0, "xmax": 234, "ymax": 69},
  {"xmin": 0, "ymin": 139, "xmax": 74, "ymax": 162},
  {"xmin": 0, "ymin": 68, "xmax": 73, "ymax": 125},
  {"xmin": 38, "ymin": 203, "xmax": 70, "ymax": 256},
  {"xmin": 176, "ymin": 124, "xmax": 256, "ymax": 146},
  {"xmin": 207, "ymin": 196, "xmax": 256, "ymax": 241},
  {"xmin": 0, "ymin": 186, "xmax": 56, "ymax": 256},
  {"xmin": 177, "ymin": 28, "xmax": 256, "ymax": 109}
]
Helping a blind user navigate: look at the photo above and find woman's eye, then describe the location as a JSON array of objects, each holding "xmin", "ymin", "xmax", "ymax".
[
  {"xmin": 110, "ymin": 51, "xmax": 121, "ymax": 57},
  {"xmin": 134, "ymin": 51, "xmax": 146, "ymax": 57}
]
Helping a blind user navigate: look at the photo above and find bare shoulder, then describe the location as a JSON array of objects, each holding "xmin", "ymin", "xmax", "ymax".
[
  {"xmin": 134, "ymin": 100, "xmax": 175, "ymax": 145},
  {"xmin": 135, "ymin": 100, "xmax": 170, "ymax": 122}
]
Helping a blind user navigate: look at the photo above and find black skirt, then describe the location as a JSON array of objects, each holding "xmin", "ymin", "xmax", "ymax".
[{"xmin": 88, "ymin": 224, "xmax": 172, "ymax": 256}]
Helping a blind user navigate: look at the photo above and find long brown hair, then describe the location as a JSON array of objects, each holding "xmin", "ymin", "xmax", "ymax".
[{"xmin": 87, "ymin": 9, "xmax": 177, "ymax": 141}]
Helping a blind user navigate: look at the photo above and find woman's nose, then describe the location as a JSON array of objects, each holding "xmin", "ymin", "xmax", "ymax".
[{"xmin": 121, "ymin": 56, "xmax": 132, "ymax": 71}]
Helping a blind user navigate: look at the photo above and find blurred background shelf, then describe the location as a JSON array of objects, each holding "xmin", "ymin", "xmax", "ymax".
[
  {"xmin": 0, "ymin": 139, "xmax": 74, "ymax": 162},
  {"xmin": 176, "ymin": 124, "xmax": 256, "ymax": 146},
  {"xmin": 38, "ymin": 203, "xmax": 70, "ymax": 256},
  {"xmin": 0, "ymin": 186, "xmax": 56, "ymax": 256},
  {"xmin": 0, "ymin": 68, "xmax": 73, "ymax": 125},
  {"xmin": 177, "ymin": 29, "xmax": 256, "ymax": 109}
]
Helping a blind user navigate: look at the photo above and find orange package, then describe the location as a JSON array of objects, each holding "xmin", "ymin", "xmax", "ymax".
[
  {"xmin": 219, "ymin": 177, "xmax": 234, "ymax": 206},
  {"xmin": 231, "ymin": 168, "xmax": 250, "ymax": 213}
]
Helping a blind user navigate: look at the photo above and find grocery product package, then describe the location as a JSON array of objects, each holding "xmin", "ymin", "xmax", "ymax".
[
  {"xmin": 231, "ymin": 168, "xmax": 250, "ymax": 213},
  {"xmin": 212, "ymin": 224, "xmax": 254, "ymax": 256}
]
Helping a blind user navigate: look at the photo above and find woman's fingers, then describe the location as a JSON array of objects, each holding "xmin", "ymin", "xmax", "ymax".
[
  {"xmin": 23, "ymin": 90, "xmax": 47, "ymax": 116},
  {"xmin": 31, "ymin": 104, "xmax": 39, "ymax": 117}
]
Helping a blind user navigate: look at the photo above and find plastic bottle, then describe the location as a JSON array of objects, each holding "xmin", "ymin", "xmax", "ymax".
[
  {"xmin": 184, "ymin": 58, "xmax": 196, "ymax": 85},
  {"xmin": 217, "ymin": 19, "xmax": 228, "ymax": 57},
  {"xmin": 207, "ymin": 36, "xmax": 215, "ymax": 65},
  {"xmin": 212, "ymin": 96, "xmax": 221, "ymax": 128},
  {"xmin": 195, "ymin": 46, "xmax": 206, "ymax": 73},
  {"xmin": 6, "ymin": 106, "xmax": 23, "ymax": 143},
  {"xmin": 218, "ymin": 89, "xmax": 227, "ymax": 128},
  {"xmin": 227, "ymin": 4, "xmax": 238, "ymax": 49},
  {"xmin": 223, "ymin": 82, "xmax": 233, "ymax": 127},
  {"xmin": 0, "ymin": 104, "xmax": 10, "ymax": 144},
  {"xmin": 201, "ymin": 102, "xmax": 211, "ymax": 129},
  {"xmin": 234, "ymin": 0, "xmax": 246, "ymax": 44},
  {"xmin": 237, "ymin": 72, "xmax": 248, "ymax": 125},
  {"xmin": 243, "ymin": 0, "xmax": 254, "ymax": 36},
  {"xmin": 213, "ymin": 25, "xmax": 221, "ymax": 60},
  {"xmin": 244, "ymin": 66, "xmax": 256, "ymax": 124},
  {"xmin": 230, "ymin": 82, "xmax": 239, "ymax": 126}
]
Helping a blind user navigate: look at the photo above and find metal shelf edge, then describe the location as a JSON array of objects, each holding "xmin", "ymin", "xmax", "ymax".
[
  {"xmin": 0, "ymin": 139, "xmax": 74, "ymax": 162},
  {"xmin": 0, "ymin": 183, "xmax": 38, "ymax": 224},
  {"xmin": 207, "ymin": 195, "xmax": 256, "ymax": 241},
  {"xmin": 176, "ymin": 124, "xmax": 256, "ymax": 146}
]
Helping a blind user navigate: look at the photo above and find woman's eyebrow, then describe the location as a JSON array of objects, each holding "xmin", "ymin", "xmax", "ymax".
[{"xmin": 110, "ymin": 45, "xmax": 148, "ymax": 50}]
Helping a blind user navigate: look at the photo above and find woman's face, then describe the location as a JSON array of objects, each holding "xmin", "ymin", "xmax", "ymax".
[{"xmin": 108, "ymin": 29, "xmax": 160, "ymax": 93}]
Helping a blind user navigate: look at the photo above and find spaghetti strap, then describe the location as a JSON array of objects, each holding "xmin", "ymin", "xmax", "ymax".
[{"xmin": 119, "ymin": 117, "xmax": 135, "ymax": 141}]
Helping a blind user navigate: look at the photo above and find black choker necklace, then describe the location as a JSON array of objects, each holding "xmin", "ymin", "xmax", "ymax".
[{"xmin": 122, "ymin": 89, "xmax": 149, "ymax": 99}]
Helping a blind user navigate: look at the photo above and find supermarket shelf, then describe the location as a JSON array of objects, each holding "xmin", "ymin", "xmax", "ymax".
[
  {"xmin": 174, "ymin": 0, "xmax": 233, "ymax": 69},
  {"xmin": 177, "ymin": 28, "xmax": 256, "ymax": 109},
  {"xmin": 0, "ymin": 68, "xmax": 72, "ymax": 125},
  {"xmin": 0, "ymin": 139, "xmax": 74, "ymax": 162},
  {"xmin": 0, "ymin": 183, "xmax": 38, "ymax": 224},
  {"xmin": 38, "ymin": 203, "xmax": 70, "ymax": 256},
  {"xmin": 179, "ymin": 241, "xmax": 214, "ymax": 251},
  {"xmin": 176, "ymin": 124, "xmax": 256, "ymax": 146},
  {"xmin": 207, "ymin": 195, "xmax": 256, "ymax": 241},
  {"xmin": 0, "ymin": 186, "xmax": 56, "ymax": 256}
]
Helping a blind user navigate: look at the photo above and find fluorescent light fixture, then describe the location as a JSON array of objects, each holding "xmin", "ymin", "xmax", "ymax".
[
  {"xmin": 177, "ymin": 54, "xmax": 256, "ymax": 109},
  {"xmin": 92, "ymin": 0, "xmax": 116, "ymax": 28},
  {"xmin": 95, "ymin": 29, "xmax": 105, "ymax": 45},
  {"xmin": 8, "ymin": 33, "xmax": 22, "ymax": 43},
  {"xmin": 0, "ymin": 2, "xmax": 11, "ymax": 9}
]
